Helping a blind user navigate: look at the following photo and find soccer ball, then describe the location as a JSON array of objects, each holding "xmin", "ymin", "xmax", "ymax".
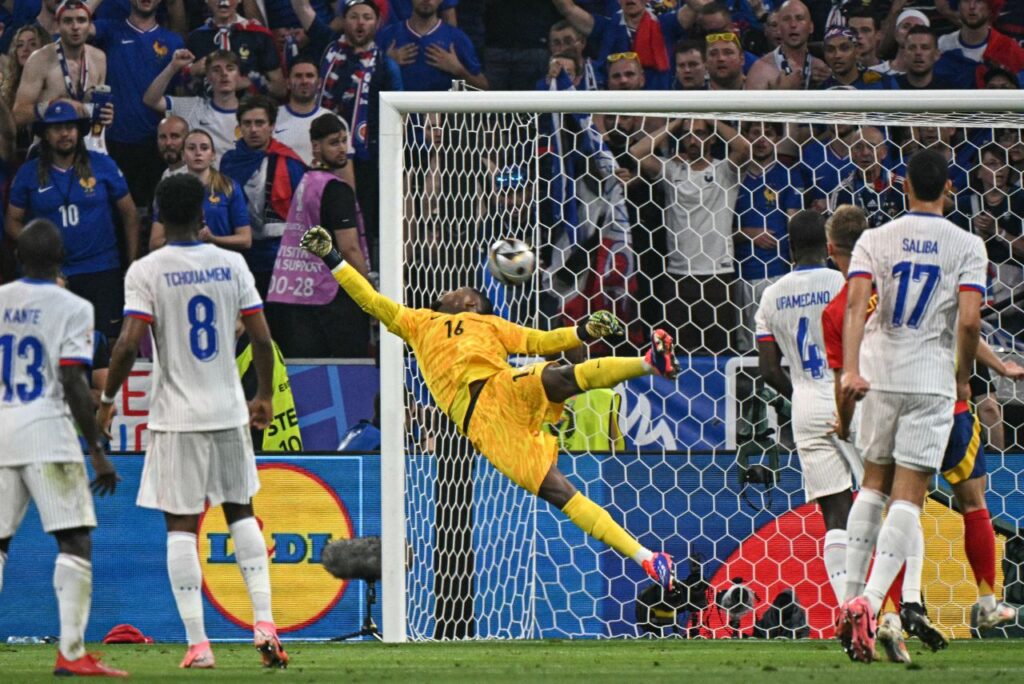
[{"xmin": 487, "ymin": 238, "xmax": 535, "ymax": 286}]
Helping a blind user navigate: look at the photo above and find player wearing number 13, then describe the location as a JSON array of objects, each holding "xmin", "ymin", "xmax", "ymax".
[
  {"xmin": 98, "ymin": 174, "xmax": 289, "ymax": 670},
  {"xmin": 837, "ymin": 149, "xmax": 989, "ymax": 663},
  {"xmin": 5, "ymin": 101, "xmax": 139, "ymax": 340}
]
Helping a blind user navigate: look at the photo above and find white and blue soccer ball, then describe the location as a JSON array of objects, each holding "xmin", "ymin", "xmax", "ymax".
[{"xmin": 487, "ymin": 238, "xmax": 535, "ymax": 286}]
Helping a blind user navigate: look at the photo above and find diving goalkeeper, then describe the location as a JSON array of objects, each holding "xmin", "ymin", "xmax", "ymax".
[{"xmin": 302, "ymin": 226, "xmax": 679, "ymax": 588}]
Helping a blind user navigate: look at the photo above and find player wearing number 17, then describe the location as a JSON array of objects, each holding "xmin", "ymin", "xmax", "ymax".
[
  {"xmin": 301, "ymin": 225, "xmax": 681, "ymax": 590},
  {"xmin": 97, "ymin": 175, "xmax": 289, "ymax": 670},
  {"xmin": 837, "ymin": 149, "xmax": 989, "ymax": 663}
]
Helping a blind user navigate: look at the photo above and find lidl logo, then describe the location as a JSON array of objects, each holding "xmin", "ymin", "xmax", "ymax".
[{"xmin": 198, "ymin": 463, "xmax": 354, "ymax": 632}]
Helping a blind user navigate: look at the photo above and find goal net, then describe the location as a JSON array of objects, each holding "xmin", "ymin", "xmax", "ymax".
[{"xmin": 378, "ymin": 91, "xmax": 1024, "ymax": 642}]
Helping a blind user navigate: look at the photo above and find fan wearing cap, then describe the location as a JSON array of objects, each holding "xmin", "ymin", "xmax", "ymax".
[
  {"xmin": 5, "ymin": 100, "xmax": 140, "ymax": 339},
  {"xmin": 936, "ymin": 0, "xmax": 1024, "ymax": 89},
  {"xmin": 819, "ymin": 26, "xmax": 892, "ymax": 90},
  {"xmin": 12, "ymin": 0, "xmax": 111, "ymax": 137}
]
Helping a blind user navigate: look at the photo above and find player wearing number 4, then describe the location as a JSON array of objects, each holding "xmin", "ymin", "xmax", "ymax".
[
  {"xmin": 301, "ymin": 225, "xmax": 681, "ymax": 589},
  {"xmin": 836, "ymin": 149, "xmax": 990, "ymax": 663},
  {"xmin": 98, "ymin": 175, "xmax": 289, "ymax": 670}
]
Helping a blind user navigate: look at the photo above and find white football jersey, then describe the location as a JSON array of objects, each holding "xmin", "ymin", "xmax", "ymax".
[
  {"xmin": 755, "ymin": 266, "xmax": 845, "ymax": 442},
  {"xmin": 0, "ymin": 280, "xmax": 94, "ymax": 466},
  {"xmin": 124, "ymin": 242, "xmax": 262, "ymax": 431},
  {"xmin": 848, "ymin": 212, "xmax": 988, "ymax": 398}
]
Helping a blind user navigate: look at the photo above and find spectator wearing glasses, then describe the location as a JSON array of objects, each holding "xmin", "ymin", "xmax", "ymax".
[
  {"xmin": 630, "ymin": 117, "xmax": 750, "ymax": 355},
  {"xmin": 819, "ymin": 26, "xmax": 892, "ymax": 90},
  {"xmin": 377, "ymin": 0, "xmax": 486, "ymax": 90},
  {"xmin": 549, "ymin": 20, "xmax": 598, "ymax": 90},
  {"xmin": 672, "ymin": 39, "xmax": 707, "ymax": 90},
  {"xmin": 705, "ymin": 31, "xmax": 745, "ymax": 90},
  {"xmin": 551, "ymin": 0, "xmax": 689, "ymax": 90}
]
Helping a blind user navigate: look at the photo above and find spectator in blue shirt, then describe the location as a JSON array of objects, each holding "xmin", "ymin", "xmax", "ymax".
[
  {"xmin": 150, "ymin": 128, "xmax": 252, "ymax": 252},
  {"xmin": 827, "ymin": 125, "xmax": 905, "ymax": 228},
  {"xmin": 733, "ymin": 120, "xmax": 805, "ymax": 350},
  {"xmin": 5, "ymin": 102, "xmax": 139, "ymax": 337},
  {"xmin": 377, "ymin": 0, "xmax": 486, "ymax": 90},
  {"xmin": 381, "ymin": 0, "xmax": 457, "ymax": 27},
  {"xmin": 804, "ymin": 124, "xmax": 855, "ymax": 212},
  {"xmin": 91, "ymin": 0, "xmax": 184, "ymax": 211},
  {"xmin": 551, "ymin": 0, "xmax": 689, "ymax": 90}
]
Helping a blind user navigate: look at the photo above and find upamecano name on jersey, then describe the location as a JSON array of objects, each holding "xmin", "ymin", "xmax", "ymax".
[
  {"xmin": 902, "ymin": 238, "xmax": 939, "ymax": 254},
  {"xmin": 3, "ymin": 308, "xmax": 41, "ymax": 324},
  {"xmin": 162, "ymin": 267, "xmax": 233, "ymax": 287},
  {"xmin": 776, "ymin": 290, "xmax": 832, "ymax": 310}
]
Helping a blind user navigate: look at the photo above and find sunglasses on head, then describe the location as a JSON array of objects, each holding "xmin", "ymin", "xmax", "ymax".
[
  {"xmin": 705, "ymin": 32, "xmax": 740, "ymax": 45},
  {"xmin": 606, "ymin": 51, "xmax": 639, "ymax": 63}
]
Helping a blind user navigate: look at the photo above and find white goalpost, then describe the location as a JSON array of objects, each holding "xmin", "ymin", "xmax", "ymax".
[{"xmin": 378, "ymin": 90, "xmax": 1024, "ymax": 643}]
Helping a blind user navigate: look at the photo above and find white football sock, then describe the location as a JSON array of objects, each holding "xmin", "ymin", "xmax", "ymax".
[
  {"xmin": 902, "ymin": 515, "xmax": 924, "ymax": 606},
  {"xmin": 823, "ymin": 528, "xmax": 848, "ymax": 605},
  {"xmin": 167, "ymin": 532, "xmax": 208, "ymax": 645},
  {"xmin": 865, "ymin": 501, "xmax": 921, "ymax": 615},
  {"xmin": 230, "ymin": 517, "xmax": 274, "ymax": 625},
  {"xmin": 0, "ymin": 550, "xmax": 7, "ymax": 594},
  {"xmin": 54, "ymin": 553, "xmax": 92, "ymax": 661},
  {"xmin": 844, "ymin": 488, "xmax": 887, "ymax": 600}
]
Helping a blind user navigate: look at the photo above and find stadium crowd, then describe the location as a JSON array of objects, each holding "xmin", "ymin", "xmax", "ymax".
[{"xmin": 0, "ymin": 0, "xmax": 1022, "ymax": 439}]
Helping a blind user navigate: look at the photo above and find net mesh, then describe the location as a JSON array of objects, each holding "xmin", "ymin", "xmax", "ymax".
[{"xmin": 397, "ymin": 105, "xmax": 1024, "ymax": 640}]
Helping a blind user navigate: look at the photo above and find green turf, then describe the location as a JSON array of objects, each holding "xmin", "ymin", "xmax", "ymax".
[{"xmin": 5, "ymin": 639, "xmax": 1024, "ymax": 683}]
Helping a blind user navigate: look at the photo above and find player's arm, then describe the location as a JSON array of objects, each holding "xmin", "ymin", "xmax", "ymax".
[
  {"xmin": 98, "ymin": 316, "xmax": 149, "ymax": 438},
  {"xmin": 956, "ymin": 289, "xmax": 983, "ymax": 400},
  {"xmin": 115, "ymin": 193, "xmax": 140, "ymax": 262},
  {"xmin": 977, "ymin": 338, "xmax": 1024, "ymax": 379},
  {"xmin": 840, "ymin": 275, "xmax": 873, "ymax": 402},
  {"xmin": 301, "ymin": 226, "xmax": 406, "ymax": 333},
  {"xmin": 12, "ymin": 50, "xmax": 48, "ymax": 126},
  {"xmin": 242, "ymin": 309, "xmax": 274, "ymax": 430},
  {"xmin": 61, "ymin": 364, "xmax": 119, "ymax": 494},
  {"xmin": 757, "ymin": 340, "xmax": 792, "ymax": 401},
  {"xmin": 495, "ymin": 311, "xmax": 623, "ymax": 356}
]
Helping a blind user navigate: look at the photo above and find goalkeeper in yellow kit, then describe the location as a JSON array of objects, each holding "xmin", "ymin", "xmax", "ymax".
[{"xmin": 302, "ymin": 226, "xmax": 680, "ymax": 589}]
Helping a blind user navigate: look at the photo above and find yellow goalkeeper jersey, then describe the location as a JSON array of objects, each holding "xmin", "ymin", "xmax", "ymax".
[{"xmin": 332, "ymin": 264, "xmax": 582, "ymax": 429}]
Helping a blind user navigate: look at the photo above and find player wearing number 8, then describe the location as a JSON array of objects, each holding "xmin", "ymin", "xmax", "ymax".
[
  {"xmin": 5, "ymin": 101, "xmax": 139, "ymax": 340},
  {"xmin": 98, "ymin": 174, "xmax": 289, "ymax": 670}
]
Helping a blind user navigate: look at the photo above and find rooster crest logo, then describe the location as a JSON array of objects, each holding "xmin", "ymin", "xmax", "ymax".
[
  {"xmin": 79, "ymin": 177, "xmax": 97, "ymax": 193},
  {"xmin": 153, "ymin": 41, "xmax": 168, "ymax": 58}
]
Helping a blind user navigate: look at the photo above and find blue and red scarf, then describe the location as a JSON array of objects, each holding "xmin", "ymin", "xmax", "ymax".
[{"xmin": 318, "ymin": 36, "xmax": 378, "ymax": 160}]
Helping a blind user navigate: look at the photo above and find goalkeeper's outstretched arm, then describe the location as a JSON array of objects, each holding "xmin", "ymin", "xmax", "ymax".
[
  {"xmin": 496, "ymin": 311, "xmax": 625, "ymax": 356},
  {"xmin": 301, "ymin": 226, "xmax": 404, "ymax": 332}
]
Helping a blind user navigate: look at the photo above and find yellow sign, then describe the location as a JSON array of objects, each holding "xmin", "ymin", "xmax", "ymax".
[{"xmin": 198, "ymin": 464, "xmax": 354, "ymax": 632}]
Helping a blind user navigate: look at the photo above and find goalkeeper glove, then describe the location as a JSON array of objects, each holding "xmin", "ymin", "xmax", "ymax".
[
  {"xmin": 301, "ymin": 225, "xmax": 343, "ymax": 269},
  {"xmin": 577, "ymin": 311, "xmax": 624, "ymax": 342}
]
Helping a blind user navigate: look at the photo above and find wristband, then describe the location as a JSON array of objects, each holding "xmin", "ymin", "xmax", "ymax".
[
  {"xmin": 99, "ymin": 391, "xmax": 116, "ymax": 406},
  {"xmin": 322, "ymin": 249, "xmax": 343, "ymax": 271}
]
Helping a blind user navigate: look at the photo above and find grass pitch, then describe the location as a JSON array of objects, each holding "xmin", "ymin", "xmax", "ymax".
[{"xmin": 3, "ymin": 639, "xmax": 1024, "ymax": 682}]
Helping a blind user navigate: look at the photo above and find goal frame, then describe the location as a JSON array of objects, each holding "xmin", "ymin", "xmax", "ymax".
[{"xmin": 377, "ymin": 90, "xmax": 1024, "ymax": 643}]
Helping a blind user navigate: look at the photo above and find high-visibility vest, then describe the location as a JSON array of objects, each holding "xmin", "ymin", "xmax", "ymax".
[
  {"xmin": 551, "ymin": 389, "xmax": 624, "ymax": 453},
  {"xmin": 235, "ymin": 341, "xmax": 303, "ymax": 452}
]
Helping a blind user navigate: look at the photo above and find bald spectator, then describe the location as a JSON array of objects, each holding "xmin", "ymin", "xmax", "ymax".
[
  {"xmin": 819, "ymin": 26, "xmax": 892, "ymax": 90},
  {"xmin": 937, "ymin": 0, "xmax": 1024, "ymax": 89},
  {"xmin": 745, "ymin": 0, "xmax": 828, "ymax": 89},
  {"xmin": 673, "ymin": 39, "xmax": 707, "ymax": 90},
  {"xmin": 706, "ymin": 31, "xmax": 745, "ymax": 90},
  {"xmin": 894, "ymin": 26, "xmax": 952, "ymax": 90},
  {"xmin": 828, "ymin": 126, "xmax": 904, "ymax": 227},
  {"xmin": 549, "ymin": 20, "xmax": 598, "ymax": 90},
  {"xmin": 845, "ymin": 7, "xmax": 882, "ymax": 70},
  {"xmin": 606, "ymin": 52, "xmax": 645, "ymax": 90},
  {"xmin": 156, "ymin": 115, "xmax": 189, "ymax": 182},
  {"xmin": 874, "ymin": 8, "xmax": 929, "ymax": 75},
  {"xmin": 551, "ymin": 0, "xmax": 689, "ymax": 90}
]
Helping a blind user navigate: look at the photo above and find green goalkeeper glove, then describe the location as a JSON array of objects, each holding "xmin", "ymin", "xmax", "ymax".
[
  {"xmin": 301, "ymin": 225, "xmax": 343, "ymax": 269},
  {"xmin": 577, "ymin": 311, "xmax": 624, "ymax": 341}
]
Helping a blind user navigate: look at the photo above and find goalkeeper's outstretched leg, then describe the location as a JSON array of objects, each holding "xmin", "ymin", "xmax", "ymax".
[{"xmin": 535, "ymin": 330, "xmax": 681, "ymax": 590}]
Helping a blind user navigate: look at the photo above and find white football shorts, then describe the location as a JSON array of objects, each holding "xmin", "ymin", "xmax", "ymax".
[
  {"xmin": 796, "ymin": 435, "xmax": 855, "ymax": 501},
  {"xmin": 137, "ymin": 427, "xmax": 259, "ymax": 515},
  {"xmin": 857, "ymin": 390, "xmax": 954, "ymax": 472},
  {"xmin": 0, "ymin": 462, "xmax": 97, "ymax": 537}
]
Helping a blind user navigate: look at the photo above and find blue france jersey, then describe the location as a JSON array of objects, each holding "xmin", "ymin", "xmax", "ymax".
[
  {"xmin": 734, "ymin": 162, "xmax": 806, "ymax": 280},
  {"xmin": 9, "ymin": 152, "xmax": 129, "ymax": 276},
  {"xmin": 93, "ymin": 20, "xmax": 184, "ymax": 144},
  {"xmin": 801, "ymin": 138, "xmax": 855, "ymax": 202},
  {"xmin": 376, "ymin": 20, "xmax": 481, "ymax": 92}
]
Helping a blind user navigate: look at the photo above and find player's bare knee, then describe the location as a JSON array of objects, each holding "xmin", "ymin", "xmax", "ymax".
[
  {"xmin": 538, "ymin": 467, "xmax": 578, "ymax": 509},
  {"xmin": 953, "ymin": 476, "xmax": 988, "ymax": 513},
  {"xmin": 164, "ymin": 513, "xmax": 201, "ymax": 534},
  {"xmin": 54, "ymin": 527, "xmax": 91, "ymax": 560},
  {"xmin": 818, "ymin": 490, "xmax": 853, "ymax": 530},
  {"xmin": 889, "ymin": 466, "xmax": 932, "ymax": 507},
  {"xmin": 541, "ymin": 364, "xmax": 579, "ymax": 404},
  {"xmin": 861, "ymin": 461, "xmax": 893, "ymax": 494},
  {"xmin": 222, "ymin": 501, "xmax": 256, "ymax": 525}
]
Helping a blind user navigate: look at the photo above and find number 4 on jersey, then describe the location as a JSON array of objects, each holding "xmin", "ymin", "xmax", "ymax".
[{"xmin": 796, "ymin": 316, "xmax": 824, "ymax": 379}]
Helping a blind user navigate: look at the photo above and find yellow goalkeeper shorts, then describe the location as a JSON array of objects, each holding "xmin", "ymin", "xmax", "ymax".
[{"xmin": 465, "ymin": 362, "xmax": 564, "ymax": 495}]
